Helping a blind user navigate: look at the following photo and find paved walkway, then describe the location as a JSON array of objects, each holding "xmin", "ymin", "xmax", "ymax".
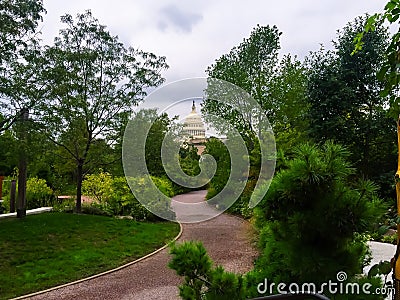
[
  {"xmin": 0, "ymin": 207, "xmax": 53, "ymax": 219},
  {"xmin": 365, "ymin": 241, "xmax": 396, "ymax": 274},
  {"xmin": 18, "ymin": 191, "xmax": 398, "ymax": 300},
  {"xmin": 26, "ymin": 190, "xmax": 258, "ymax": 300}
]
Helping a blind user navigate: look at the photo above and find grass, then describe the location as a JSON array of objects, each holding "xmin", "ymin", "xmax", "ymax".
[{"xmin": 0, "ymin": 212, "xmax": 180, "ymax": 299}]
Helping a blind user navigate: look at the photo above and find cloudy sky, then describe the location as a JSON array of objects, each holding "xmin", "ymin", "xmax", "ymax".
[{"xmin": 40, "ymin": 1, "xmax": 389, "ymax": 84}]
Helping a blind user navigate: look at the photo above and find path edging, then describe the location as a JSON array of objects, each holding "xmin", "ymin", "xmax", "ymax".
[{"xmin": 11, "ymin": 221, "xmax": 183, "ymax": 300}]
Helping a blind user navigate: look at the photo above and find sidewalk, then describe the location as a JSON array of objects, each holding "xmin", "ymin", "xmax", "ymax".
[
  {"xmin": 0, "ymin": 207, "xmax": 53, "ymax": 219},
  {"xmin": 366, "ymin": 241, "xmax": 396, "ymax": 274}
]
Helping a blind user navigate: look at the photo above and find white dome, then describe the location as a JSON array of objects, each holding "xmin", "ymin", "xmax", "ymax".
[{"xmin": 183, "ymin": 101, "xmax": 205, "ymax": 139}]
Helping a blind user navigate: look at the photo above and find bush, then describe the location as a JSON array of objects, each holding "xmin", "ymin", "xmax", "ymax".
[
  {"xmin": 1, "ymin": 177, "xmax": 55, "ymax": 211},
  {"xmin": 169, "ymin": 241, "xmax": 247, "ymax": 300},
  {"xmin": 151, "ymin": 176, "xmax": 175, "ymax": 197},
  {"xmin": 82, "ymin": 172, "xmax": 176, "ymax": 220},
  {"xmin": 82, "ymin": 172, "xmax": 113, "ymax": 203},
  {"xmin": 26, "ymin": 177, "xmax": 55, "ymax": 209},
  {"xmin": 126, "ymin": 176, "xmax": 176, "ymax": 221}
]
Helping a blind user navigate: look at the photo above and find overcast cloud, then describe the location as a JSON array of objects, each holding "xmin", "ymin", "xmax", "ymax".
[{"xmin": 40, "ymin": 1, "xmax": 388, "ymax": 83}]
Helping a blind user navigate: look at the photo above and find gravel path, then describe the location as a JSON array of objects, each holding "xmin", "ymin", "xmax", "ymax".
[{"xmin": 26, "ymin": 190, "xmax": 258, "ymax": 300}]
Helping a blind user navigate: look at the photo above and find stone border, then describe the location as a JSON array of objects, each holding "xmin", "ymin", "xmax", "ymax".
[{"xmin": 11, "ymin": 221, "xmax": 184, "ymax": 300}]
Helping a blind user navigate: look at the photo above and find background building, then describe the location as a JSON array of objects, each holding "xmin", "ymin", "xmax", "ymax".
[{"xmin": 182, "ymin": 101, "xmax": 206, "ymax": 154}]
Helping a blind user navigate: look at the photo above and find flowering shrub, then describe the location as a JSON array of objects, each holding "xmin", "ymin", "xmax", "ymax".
[
  {"xmin": 82, "ymin": 172, "xmax": 176, "ymax": 220},
  {"xmin": 26, "ymin": 177, "xmax": 55, "ymax": 209}
]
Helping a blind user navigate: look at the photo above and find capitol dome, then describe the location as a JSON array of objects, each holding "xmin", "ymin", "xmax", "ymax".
[{"xmin": 182, "ymin": 101, "xmax": 206, "ymax": 140}]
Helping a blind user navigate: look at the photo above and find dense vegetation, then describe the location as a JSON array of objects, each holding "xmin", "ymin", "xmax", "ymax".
[
  {"xmin": 169, "ymin": 5, "xmax": 400, "ymax": 300},
  {"xmin": 2, "ymin": 0, "xmax": 400, "ymax": 300},
  {"xmin": 0, "ymin": 2, "xmax": 201, "ymax": 215}
]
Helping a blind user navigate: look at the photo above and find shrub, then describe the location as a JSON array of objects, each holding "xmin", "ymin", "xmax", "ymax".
[
  {"xmin": 254, "ymin": 142, "xmax": 387, "ymax": 290},
  {"xmin": 169, "ymin": 241, "xmax": 247, "ymax": 299},
  {"xmin": 1, "ymin": 177, "xmax": 55, "ymax": 211},
  {"xmin": 151, "ymin": 176, "xmax": 175, "ymax": 197},
  {"xmin": 126, "ymin": 176, "xmax": 175, "ymax": 221},
  {"xmin": 82, "ymin": 172, "xmax": 176, "ymax": 220},
  {"xmin": 82, "ymin": 172, "xmax": 113, "ymax": 203},
  {"xmin": 25, "ymin": 177, "xmax": 55, "ymax": 209}
]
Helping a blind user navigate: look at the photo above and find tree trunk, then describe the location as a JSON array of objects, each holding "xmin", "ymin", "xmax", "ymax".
[
  {"xmin": 10, "ymin": 179, "xmax": 16, "ymax": 213},
  {"xmin": 76, "ymin": 160, "xmax": 83, "ymax": 213},
  {"xmin": 17, "ymin": 157, "xmax": 27, "ymax": 218},
  {"xmin": 17, "ymin": 109, "xmax": 29, "ymax": 218}
]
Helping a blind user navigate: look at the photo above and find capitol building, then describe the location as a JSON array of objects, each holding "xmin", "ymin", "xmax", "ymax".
[{"xmin": 182, "ymin": 101, "xmax": 207, "ymax": 153}]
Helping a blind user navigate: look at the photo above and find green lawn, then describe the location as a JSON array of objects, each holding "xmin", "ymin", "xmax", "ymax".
[{"xmin": 0, "ymin": 212, "xmax": 180, "ymax": 299}]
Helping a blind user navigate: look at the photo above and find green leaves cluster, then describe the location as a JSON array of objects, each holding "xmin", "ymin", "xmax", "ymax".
[
  {"xmin": 306, "ymin": 15, "xmax": 394, "ymax": 180},
  {"xmin": 0, "ymin": 0, "xmax": 44, "ymax": 59},
  {"xmin": 82, "ymin": 172, "xmax": 176, "ymax": 220},
  {"xmin": 0, "ymin": 0, "xmax": 47, "ymax": 132},
  {"xmin": 2, "ymin": 176, "xmax": 55, "ymax": 211},
  {"xmin": 169, "ymin": 241, "xmax": 247, "ymax": 300},
  {"xmin": 354, "ymin": 0, "xmax": 400, "ymax": 117}
]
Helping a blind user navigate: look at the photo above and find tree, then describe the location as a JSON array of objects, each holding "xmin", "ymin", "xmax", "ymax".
[
  {"xmin": 145, "ymin": 112, "xmax": 178, "ymax": 178},
  {"xmin": 0, "ymin": 129, "xmax": 18, "ymax": 176},
  {"xmin": 203, "ymin": 25, "xmax": 281, "ymax": 139},
  {"xmin": 203, "ymin": 137, "xmax": 231, "ymax": 199},
  {"xmin": 354, "ymin": 1, "xmax": 400, "ymax": 115},
  {"xmin": 41, "ymin": 10, "xmax": 168, "ymax": 212},
  {"xmin": 0, "ymin": 0, "xmax": 46, "ymax": 132},
  {"xmin": 254, "ymin": 142, "xmax": 386, "ymax": 292},
  {"xmin": 268, "ymin": 55, "xmax": 309, "ymax": 152},
  {"xmin": 306, "ymin": 16, "xmax": 395, "ymax": 181}
]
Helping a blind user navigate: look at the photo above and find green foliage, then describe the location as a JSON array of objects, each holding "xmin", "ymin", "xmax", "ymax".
[
  {"xmin": 179, "ymin": 144, "xmax": 201, "ymax": 177},
  {"xmin": 269, "ymin": 55, "xmax": 309, "ymax": 148},
  {"xmin": 40, "ymin": 10, "xmax": 168, "ymax": 212},
  {"xmin": 0, "ymin": 0, "xmax": 44, "ymax": 59},
  {"xmin": 82, "ymin": 172, "xmax": 113, "ymax": 203},
  {"xmin": 0, "ymin": 0, "xmax": 46, "ymax": 132},
  {"xmin": 145, "ymin": 112, "xmax": 178, "ymax": 177},
  {"xmin": 2, "ymin": 176, "xmax": 55, "ymax": 211},
  {"xmin": 0, "ymin": 130, "xmax": 17, "ymax": 175},
  {"xmin": 203, "ymin": 26, "xmax": 310, "ymax": 218},
  {"xmin": 204, "ymin": 138, "xmax": 230, "ymax": 200},
  {"xmin": 381, "ymin": 232, "xmax": 397, "ymax": 244},
  {"xmin": 368, "ymin": 260, "xmax": 392, "ymax": 278},
  {"xmin": 25, "ymin": 177, "xmax": 55, "ymax": 209},
  {"xmin": 82, "ymin": 172, "xmax": 176, "ymax": 220},
  {"xmin": 254, "ymin": 142, "xmax": 387, "ymax": 286},
  {"xmin": 306, "ymin": 16, "xmax": 395, "ymax": 182},
  {"xmin": 151, "ymin": 176, "xmax": 175, "ymax": 197},
  {"xmin": 203, "ymin": 24, "xmax": 280, "ymax": 146},
  {"xmin": 355, "ymin": 1, "xmax": 400, "ymax": 117},
  {"xmin": 126, "ymin": 175, "xmax": 176, "ymax": 221},
  {"xmin": 169, "ymin": 241, "xmax": 247, "ymax": 300}
]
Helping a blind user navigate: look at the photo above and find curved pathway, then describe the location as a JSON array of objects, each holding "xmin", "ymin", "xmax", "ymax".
[{"xmin": 26, "ymin": 190, "xmax": 258, "ymax": 300}]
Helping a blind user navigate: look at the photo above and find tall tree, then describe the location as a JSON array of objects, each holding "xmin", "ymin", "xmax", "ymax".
[
  {"xmin": 41, "ymin": 10, "xmax": 168, "ymax": 212},
  {"xmin": 0, "ymin": 0, "xmax": 46, "ymax": 132},
  {"xmin": 306, "ymin": 16, "xmax": 395, "ymax": 180},
  {"xmin": 268, "ymin": 55, "xmax": 309, "ymax": 151},
  {"xmin": 203, "ymin": 24, "xmax": 281, "ymax": 139},
  {"xmin": 145, "ymin": 112, "xmax": 178, "ymax": 178}
]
